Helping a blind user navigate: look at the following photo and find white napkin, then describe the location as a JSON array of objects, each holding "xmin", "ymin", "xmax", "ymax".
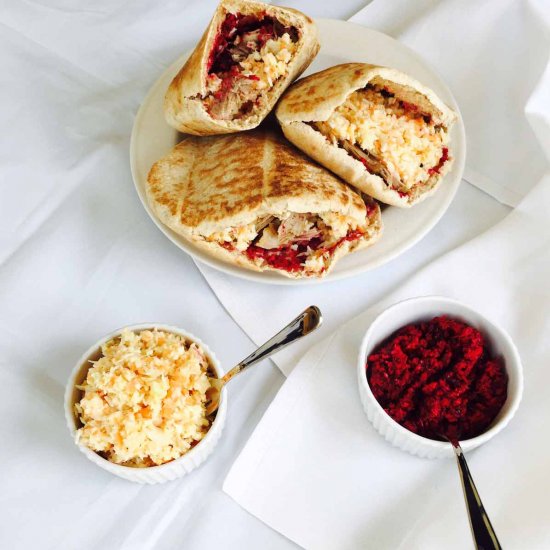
[
  {"xmin": 198, "ymin": 0, "xmax": 550, "ymax": 373},
  {"xmin": 224, "ymin": 175, "xmax": 550, "ymax": 550}
]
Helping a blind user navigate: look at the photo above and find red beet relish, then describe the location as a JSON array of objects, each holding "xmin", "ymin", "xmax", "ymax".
[
  {"xmin": 365, "ymin": 202, "xmax": 378, "ymax": 218},
  {"xmin": 366, "ymin": 316, "xmax": 507, "ymax": 442},
  {"xmin": 246, "ymin": 237, "xmax": 322, "ymax": 272},
  {"xmin": 428, "ymin": 147, "xmax": 449, "ymax": 176},
  {"xmin": 400, "ymin": 100, "xmax": 418, "ymax": 113},
  {"xmin": 208, "ymin": 12, "xmax": 297, "ymax": 74},
  {"xmin": 246, "ymin": 229, "xmax": 365, "ymax": 273},
  {"xmin": 209, "ymin": 65, "xmax": 241, "ymax": 100}
]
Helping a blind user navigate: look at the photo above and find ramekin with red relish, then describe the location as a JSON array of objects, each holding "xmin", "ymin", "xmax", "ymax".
[{"xmin": 357, "ymin": 296, "xmax": 523, "ymax": 458}]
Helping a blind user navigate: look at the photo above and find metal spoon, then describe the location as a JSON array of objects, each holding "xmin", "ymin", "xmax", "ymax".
[
  {"xmin": 205, "ymin": 305, "xmax": 322, "ymax": 416},
  {"xmin": 448, "ymin": 438, "xmax": 502, "ymax": 550}
]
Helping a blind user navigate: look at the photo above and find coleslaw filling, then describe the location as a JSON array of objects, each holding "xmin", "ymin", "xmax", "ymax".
[
  {"xmin": 204, "ymin": 12, "xmax": 299, "ymax": 120},
  {"xmin": 315, "ymin": 83, "xmax": 451, "ymax": 197},
  {"xmin": 206, "ymin": 207, "xmax": 378, "ymax": 274}
]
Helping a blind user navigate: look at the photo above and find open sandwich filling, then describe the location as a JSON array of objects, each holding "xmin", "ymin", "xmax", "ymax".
[
  {"xmin": 205, "ymin": 11, "xmax": 299, "ymax": 120},
  {"xmin": 203, "ymin": 206, "xmax": 378, "ymax": 276},
  {"xmin": 313, "ymin": 82, "xmax": 451, "ymax": 200}
]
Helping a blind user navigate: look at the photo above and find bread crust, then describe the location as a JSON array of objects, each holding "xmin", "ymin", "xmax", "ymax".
[
  {"xmin": 164, "ymin": 0, "xmax": 320, "ymax": 136},
  {"xmin": 276, "ymin": 63, "xmax": 457, "ymax": 207},
  {"xmin": 146, "ymin": 129, "xmax": 382, "ymax": 278}
]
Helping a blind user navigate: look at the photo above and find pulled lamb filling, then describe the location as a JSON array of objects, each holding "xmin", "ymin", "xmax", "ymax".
[
  {"xmin": 205, "ymin": 12, "xmax": 299, "ymax": 120},
  {"xmin": 208, "ymin": 209, "xmax": 376, "ymax": 274},
  {"xmin": 314, "ymin": 84, "xmax": 450, "ymax": 197}
]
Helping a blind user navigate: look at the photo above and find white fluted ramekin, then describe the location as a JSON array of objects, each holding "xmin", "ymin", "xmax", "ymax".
[
  {"xmin": 357, "ymin": 296, "xmax": 523, "ymax": 459},
  {"xmin": 65, "ymin": 323, "xmax": 226, "ymax": 483}
]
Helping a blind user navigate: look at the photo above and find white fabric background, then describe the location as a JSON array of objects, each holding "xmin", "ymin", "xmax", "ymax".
[
  {"xmin": 0, "ymin": 0, "xmax": 548, "ymax": 549},
  {"xmin": 0, "ymin": 1, "xmax": 348, "ymax": 548},
  {"xmin": 224, "ymin": 176, "xmax": 550, "ymax": 549}
]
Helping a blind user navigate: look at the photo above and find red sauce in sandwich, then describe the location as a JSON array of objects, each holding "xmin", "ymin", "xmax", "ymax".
[
  {"xmin": 366, "ymin": 316, "xmax": 507, "ymax": 442},
  {"xmin": 246, "ymin": 228, "xmax": 366, "ymax": 273},
  {"xmin": 208, "ymin": 12, "xmax": 294, "ymax": 74},
  {"xmin": 359, "ymin": 157, "xmax": 373, "ymax": 172},
  {"xmin": 247, "ymin": 244, "xmax": 307, "ymax": 272},
  {"xmin": 400, "ymin": 100, "xmax": 418, "ymax": 112},
  {"xmin": 428, "ymin": 147, "xmax": 450, "ymax": 176},
  {"xmin": 208, "ymin": 13, "xmax": 256, "ymax": 73},
  {"xmin": 321, "ymin": 229, "xmax": 364, "ymax": 257},
  {"xmin": 366, "ymin": 202, "xmax": 378, "ymax": 218},
  {"xmin": 246, "ymin": 236, "xmax": 323, "ymax": 272},
  {"xmin": 208, "ymin": 65, "xmax": 240, "ymax": 99}
]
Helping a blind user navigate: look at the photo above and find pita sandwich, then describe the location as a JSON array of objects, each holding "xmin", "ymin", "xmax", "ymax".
[
  {"xmin": 164, "ymin": 0, "xmax": 319, "ymax": 136},
  {"xmin": 146, "ymin": 129, "xmax": 382, "ymax": 279},
  {"xmin": 276, "ymin": 63, "xmax": 457, "ymax": 207}
]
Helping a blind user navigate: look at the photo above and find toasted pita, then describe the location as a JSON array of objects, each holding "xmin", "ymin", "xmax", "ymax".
[
  {"xmin": 146, "ymin": 129, "xmax": 382, "ymax": 278},
  {"xmin": 164, "ymin": 0, "xmax": 319, "ymax": 136},
  {"xmin": 276, "ymin": 63, "xmax": 457, "ymax": 207}
]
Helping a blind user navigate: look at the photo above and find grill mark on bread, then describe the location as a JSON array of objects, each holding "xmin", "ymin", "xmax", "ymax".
[
  {"xmin": 146, "ymin": 129, "xmax": 382, "ymax": 277},
  {"xmin": 276, "ymin": 63, "xmax": 456, "ymax": 207},
  {"xmin": 181, "ymin": 139, "xmax": 199, "ymax": 223},
  {"xmin": 263, "ymin": 129, "xmax": 275, "ymax": 202},
  {"xmin": 147, "ymin": 129, "xmax": 369, "ymax": 231}
]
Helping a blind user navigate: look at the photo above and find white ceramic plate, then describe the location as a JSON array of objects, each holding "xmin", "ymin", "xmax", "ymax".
[{"xmin": 130, "ymin": 19, "xmax": 466, "ymax": 285}]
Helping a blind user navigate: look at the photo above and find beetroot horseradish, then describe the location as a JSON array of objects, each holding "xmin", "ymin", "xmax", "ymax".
[
  {"xmin": 205, "ymin": 12, "xmax": 299, "ymax": 120},
  {"xmin": 208, "ymin": 13, "xmax": 298, "ymax": 74},
  {"xmin": 246, "ymin": 229, "xmax": 365, "ymax": 273},
  {"xmin": 366, "ymin": 316, "xmax": 507, "ymax": 442}
]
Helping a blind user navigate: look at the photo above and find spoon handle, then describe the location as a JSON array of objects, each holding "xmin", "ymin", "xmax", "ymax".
[
  {"xmin": 453, "ymin": 444, "xmax": 502, "ymax": 550},
  {"xmin": 222, "ymin": 306, "xmax": 322, "ymax": 385}
]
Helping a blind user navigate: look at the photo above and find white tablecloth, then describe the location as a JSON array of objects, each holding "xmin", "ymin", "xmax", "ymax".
[
  {"xmin": 0, "ymin": 1, "xmax": 544, "ymax": 549},
  {"xmin": 224, "ymin": 176, "xmax": 550, "ymax": 549},
  {"xmin": 0, "ymin": 3, "xmax": 359, "ymax": 549}
]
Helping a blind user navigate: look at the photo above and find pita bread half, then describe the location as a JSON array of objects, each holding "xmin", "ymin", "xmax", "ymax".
[
  {"xmin": 164, "ymin": 0, "xmax": 319, "ymax": 136},
  {"xmin": 146, "ymin": 129, "xmax": 382, "ymax": 279},
  {"xmin": 276, "ymin": 63, "xmax": 458, "ymax": 207}
]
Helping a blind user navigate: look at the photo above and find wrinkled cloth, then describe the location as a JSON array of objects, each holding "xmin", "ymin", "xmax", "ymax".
[
  {"xmin": 224, "ymin": 175, "xmax": 550, "ymax": 549},
  {"xmin": 0, "ymin": 0, "xmax": 548, "ymax": 548},
  {"xmin": 221, "ymin": 3, "xmax": 550, "ymax": 547},
  {"xmin": 198, "ymin": 0, "xmax": 550, "ymax": 374},
  {"xmin": 0, "ymin": 1, "xmax": 325, "ymax": 549}
]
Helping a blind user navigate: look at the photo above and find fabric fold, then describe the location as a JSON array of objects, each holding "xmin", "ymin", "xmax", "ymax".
[
  {"xmin": 223, "ymin": 175, "xmax": 550, "ymax": 549},
  {"xmin": 350, "ymin": 0, "xmax": 550, "ymax": 206}
]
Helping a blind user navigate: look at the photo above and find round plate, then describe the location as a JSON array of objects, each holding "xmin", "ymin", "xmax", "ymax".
[{"xmin": 130, "ymin": 18, "xmax": 466, "ymax": 285}]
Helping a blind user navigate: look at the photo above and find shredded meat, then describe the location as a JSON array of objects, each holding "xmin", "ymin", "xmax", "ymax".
[
  {"xmin": 278, "ymin": 214, "xmax": 320, "ymax": 244},
  {"xmin": 255, "ymin": 224, "xmax": 279, "ymax": 249},
  {"xmin": 204, "ymin": 77, "xmax": 259, "ymax": 120},
  {"xmin": 312, "ymin": 122, "xmax": 404, "ymax": 192},
  {"xmin": 204, "ymin": 12, "xmax": 298, "ymax": 120},
  {"xmin": 341, "ymin": 138, "xmax": 402, "ymax": 189},
  {"xmin": 311, "ymin": 81, "xmax": 450, "ymax": 199},
  {"xmin": 212, "ymin": 209, "xmax": 374, "ymax": 275}
]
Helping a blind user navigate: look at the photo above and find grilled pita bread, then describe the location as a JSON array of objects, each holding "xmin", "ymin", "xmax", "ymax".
[
  {"xmin": 164, "ymin": 0, "xmax": 319, "ymax": 136},
  {"xmin": 146, "ymin": 129, "xmax": 382, "ymax": 278},
  {"xmin": 276, "ymin": 63, "xmax": 457, "ymax": 207}
]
